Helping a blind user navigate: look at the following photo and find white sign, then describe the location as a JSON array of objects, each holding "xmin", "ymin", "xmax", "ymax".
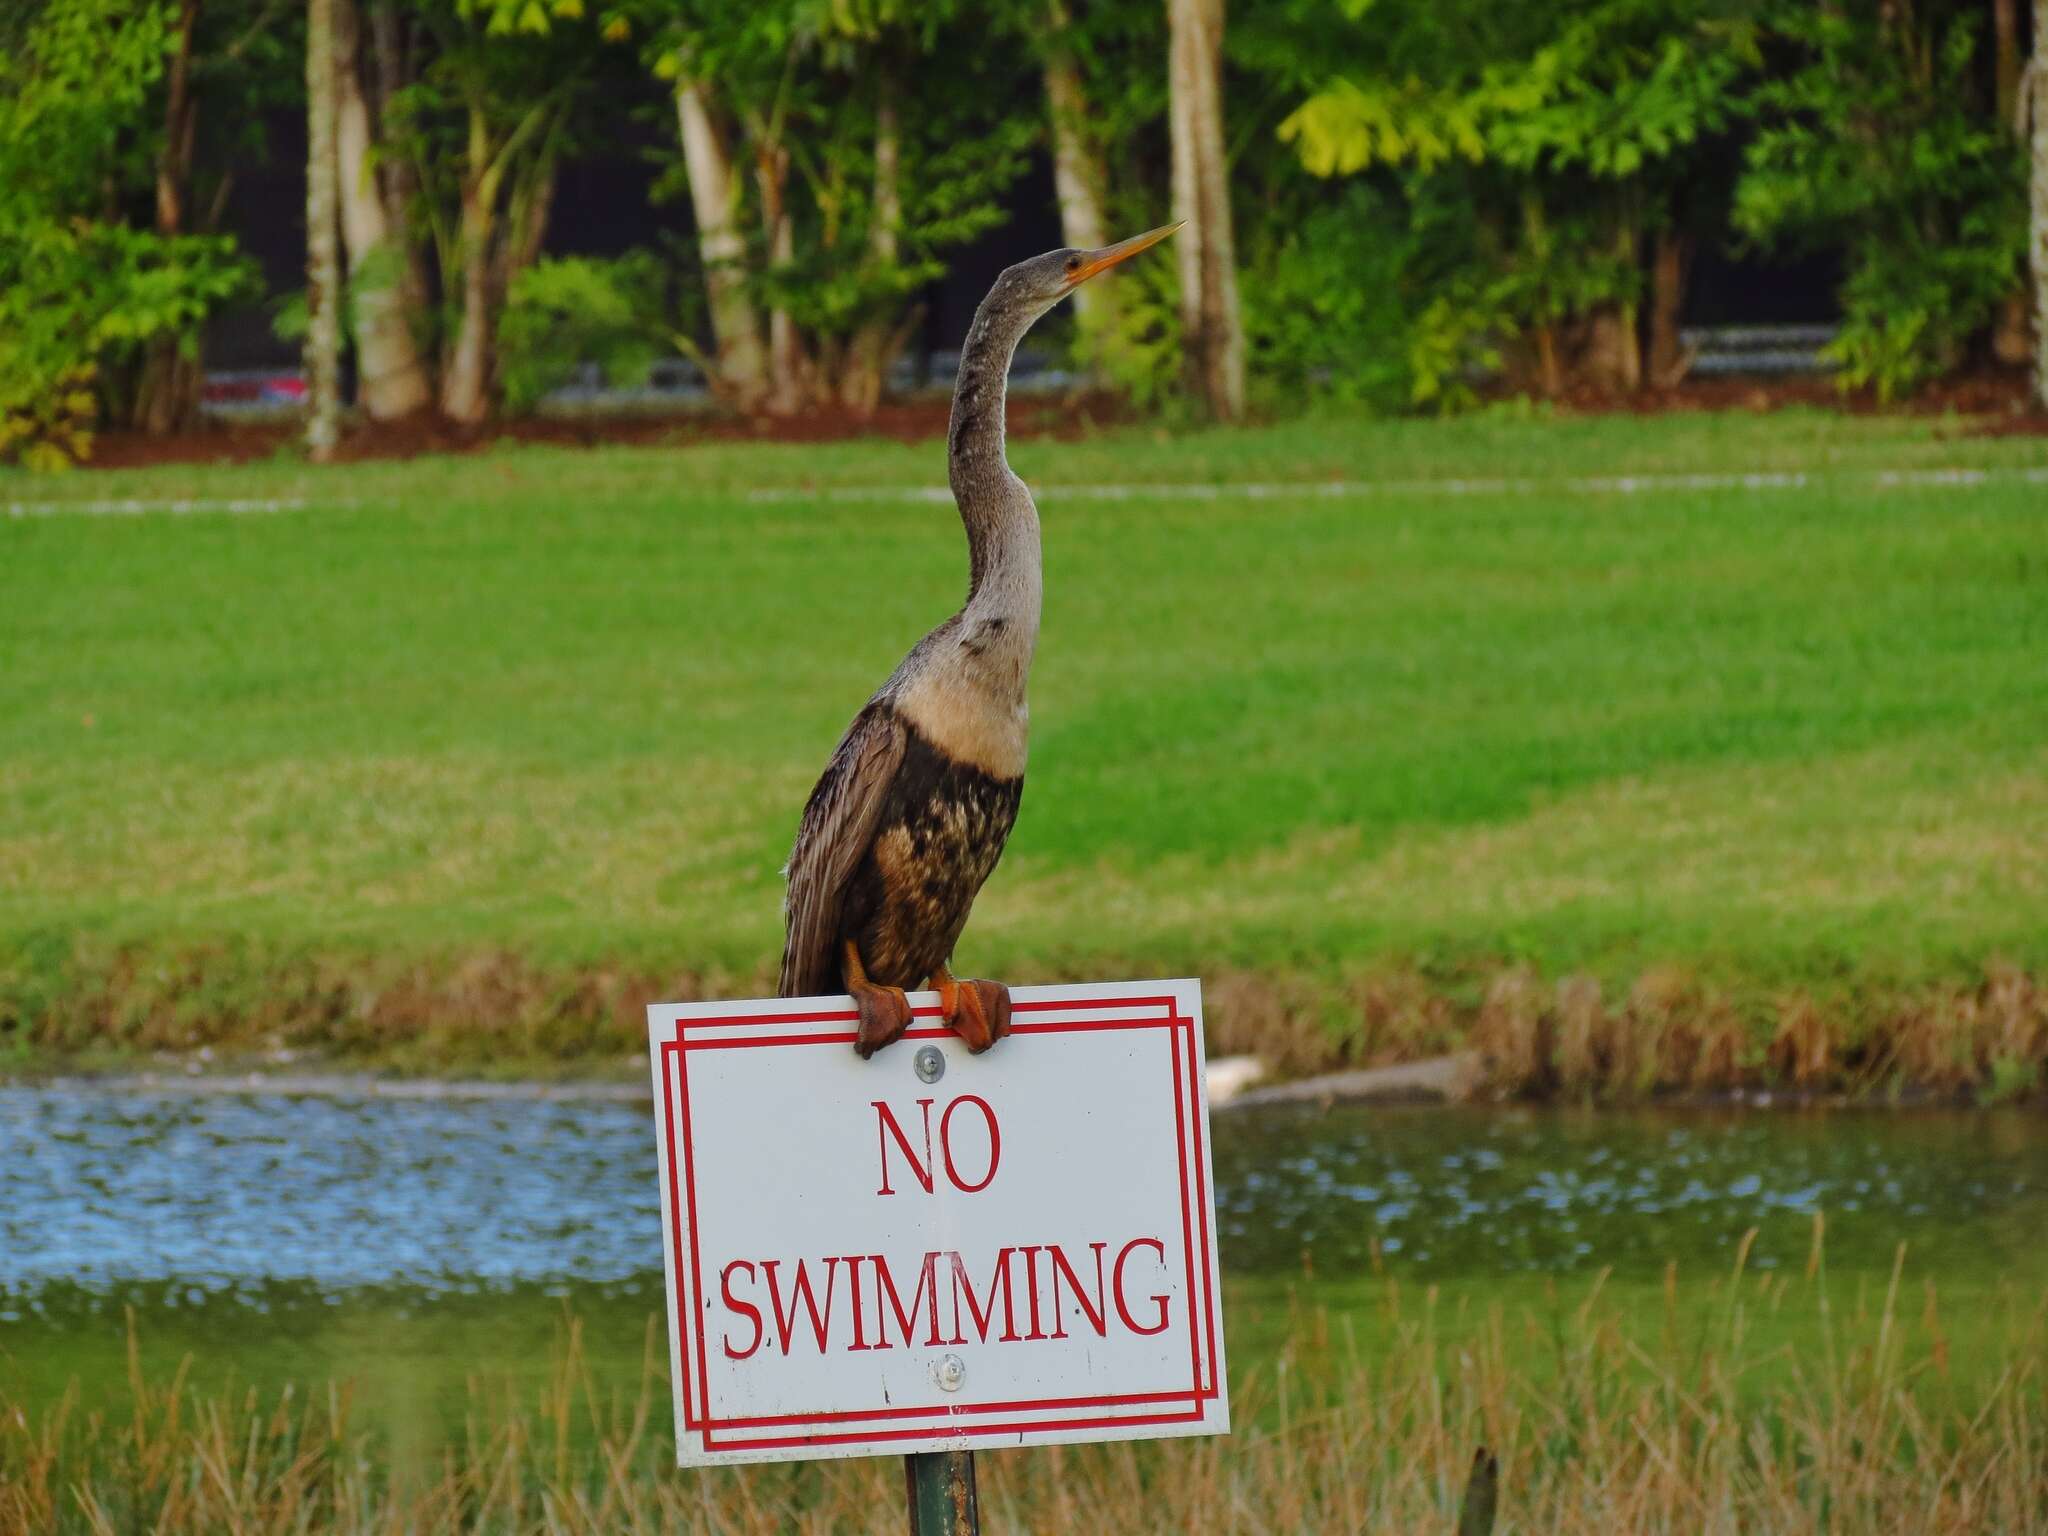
[{"xmin": 646, "ymin": 978, "xmax": 1229, "ymax": 1467}]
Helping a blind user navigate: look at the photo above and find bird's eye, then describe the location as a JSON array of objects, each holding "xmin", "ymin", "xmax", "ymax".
[{"xmin": 1064, "ymin": 255, "xmax": 1082, "ymax": 273}]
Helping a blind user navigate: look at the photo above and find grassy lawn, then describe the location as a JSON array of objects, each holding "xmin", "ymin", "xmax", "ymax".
[{"xmin": 2, "ymin": 409, "xmax": 2045, "ymax": 1069}]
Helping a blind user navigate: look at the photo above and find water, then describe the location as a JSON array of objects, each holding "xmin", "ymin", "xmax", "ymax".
[{"xmin": 4, "ymin": 1085, "xmax": 2044, "ymax": 1436}]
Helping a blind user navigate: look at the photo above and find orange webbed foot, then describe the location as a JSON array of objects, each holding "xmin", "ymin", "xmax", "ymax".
[
  {"xmin": 844, "ymin": 939, "xmax": 914, "ymax": 1059},
  {"xmin": 934, "ymin": 965, "xmax": 1011, "ymax": 1054},
  {"xmin": 852, "ymin": 982, "xmax": 914, "ymax": 1059}
]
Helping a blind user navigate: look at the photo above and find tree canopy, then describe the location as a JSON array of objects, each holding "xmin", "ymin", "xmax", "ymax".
[{"xmin": 0, "ymin": 0, "xmax": 2038, "ymax": 464}]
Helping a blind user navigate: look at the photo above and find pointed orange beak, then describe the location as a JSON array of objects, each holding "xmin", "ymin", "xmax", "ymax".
[{"xmin": 1064, "ymin": 221, "xmax": 1183, "ymax": 288}]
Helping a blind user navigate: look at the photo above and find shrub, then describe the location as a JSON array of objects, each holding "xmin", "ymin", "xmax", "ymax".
[
  {"xmin": 1734, "ymin": 3, "xmax": 2026, "ymax": 400},
  {"xmin": 495, "ymin": 253, "xmax": 670, "ymax": 414},
  {"xmin": 0, "ymin": 222, "xmax": 252, "ymax": 469}
]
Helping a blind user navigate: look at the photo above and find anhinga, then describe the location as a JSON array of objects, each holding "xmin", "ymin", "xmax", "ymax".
[{"xmin": 779, "ymin": 223, "xmax": 1182, "ymax": 1058}]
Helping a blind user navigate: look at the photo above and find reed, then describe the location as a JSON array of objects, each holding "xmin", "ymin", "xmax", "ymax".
[
  {"xmin": 10, "ymin": 944, "xmax": 2045, "ymax": 1103},
  {"xmin": 6, "ymin": 1245, "xmax": 2044, "ymax": 1534}
]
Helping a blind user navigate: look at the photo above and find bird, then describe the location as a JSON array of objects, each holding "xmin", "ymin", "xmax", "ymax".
[{"xmin": 778, "ymin": 222, "xmax": 1183, "ymax": 1060}]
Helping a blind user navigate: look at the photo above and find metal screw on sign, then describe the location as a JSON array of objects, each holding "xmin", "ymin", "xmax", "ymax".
[
  {"xmin": 913, "ymin": 1045, "xmax": 945, "ymax": 1084},
  {"xmin": 905, "ymin": 1450, "xmax": 978, "ymax": 1535}
]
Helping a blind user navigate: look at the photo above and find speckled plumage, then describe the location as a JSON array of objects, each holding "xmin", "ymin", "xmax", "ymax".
[
  {"xmin": 840, "ymin": 710, "xmax": 1022, "ymax": 987},
  {"xmin": 776, "ymin": 229, "xmax": 1178, "ymax": 1008}
]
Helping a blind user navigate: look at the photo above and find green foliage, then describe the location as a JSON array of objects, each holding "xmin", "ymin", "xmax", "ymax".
[
  {"xmin": 633, "ymin": 0, "xmax": 1037, "ymax": 402},
  {"xmin": 1276, "ymin": 0, "xmax": 1754, "ymax": 180},
  {"xmin": 0, "ymin": 0, "xmax": 257, "ymax": 466},
  {"xmin": 497, "ymin": 253, "xmax": 670, "ymax": 411},
  {"xmin": 0, "ymin": 362, "xmax": 97, "ymax": 474},
  {"xmin": 1983, "ymin": 1054, "xmax": 2042, "ymax": 1106},
  {"xmin": 1733, "ymin": 3, "xmax": 2026, "ymax": 400},
  {"xmin": 1241, "ymin": 183, "xmax": 1418, "ymax": 411},
  {"xmin": 1075, "ymin": 242, "xmax": 1184, "ymax": 411},
  {"xmin": 1, "ymin": 224, "xmax": 254, "ymax": 468},
  {"xmin": 1269, "ymin": 0, "xmax": 1762, "ymax": 401},
  {"xmin": 751, "ymin": 103, "xmax": 1035, "ymax": 350}
]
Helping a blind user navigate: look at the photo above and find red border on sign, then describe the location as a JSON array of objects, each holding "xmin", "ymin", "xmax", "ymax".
[{"xmin": 655, "ymin": 993, "xmax": 1222, "ymax": 1456}]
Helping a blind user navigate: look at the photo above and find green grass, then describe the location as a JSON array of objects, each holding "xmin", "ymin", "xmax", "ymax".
[{"xmin": 2, "ymin": 409, "xmax": 2045, "ymax": 1065}]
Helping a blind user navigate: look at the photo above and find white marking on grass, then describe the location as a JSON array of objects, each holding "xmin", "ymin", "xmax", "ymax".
[
  {"xmin": 3, "ymin": 496, "xmax": 326, "ymax": 518},
  {"xmin": 4, "ymin": 463, "xmax": 2041, "ymax": 519},
  {"xmin": 748, "ymin": 463, "xmax": 2047, "ymax": 505}
]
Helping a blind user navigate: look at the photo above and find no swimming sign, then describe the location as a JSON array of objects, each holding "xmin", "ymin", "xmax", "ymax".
[{"xmin": 646, "ymin": 979, "xmax": 1229, "ymax": 1467}]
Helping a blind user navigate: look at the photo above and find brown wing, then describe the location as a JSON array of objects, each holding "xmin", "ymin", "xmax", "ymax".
[{"xmin": 778, "ymin": 704, "xmax": 907, "ymax": 998}]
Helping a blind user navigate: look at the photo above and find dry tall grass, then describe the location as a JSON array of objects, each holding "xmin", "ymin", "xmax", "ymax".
[
  {"xmin": 6, "ymin": 1240, "xmax": 2044, "ymax": 1535},
  {"xmin": 17, "ymin": 940, "xmax": 2043, "ymax": 1103}
]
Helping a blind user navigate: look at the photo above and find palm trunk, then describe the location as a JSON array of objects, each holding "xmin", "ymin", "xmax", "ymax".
[
  {"xmin": 1167, "ymin": 0, "xmax": 1244, "ymax": 421},
  {"xmin": 1043, "ymin": 5, "xmax": 1116, "ymax": 363},
  {"xmin": 675, "ymin": 81, "xmax": 769, "ymax": 410},
  {"xmin": 305, "ymin": 0, "xmax": 342, "ymax": 460},
  {"xmin": 334, "ymin": 0, "xmax": 431, "ymax": 419}
]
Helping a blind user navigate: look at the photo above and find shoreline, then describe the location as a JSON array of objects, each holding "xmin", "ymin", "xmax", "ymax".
[
  {"xmin": 8, "ymin": 952, "xmax": 2045, "ymax": 1106},
  {"xmin": 7, "ymin": 1046, "xmax": 2039, "ymax": 1115}
]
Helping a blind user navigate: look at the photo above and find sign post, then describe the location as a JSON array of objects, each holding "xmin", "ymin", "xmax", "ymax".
[
  {"xmin": 905, "ymin": 1449, "xmax": 977, "ymax": 1534},
  {"xmin": 647, "ymin": 978, "xmax": 1229, "ymax": 1521}
]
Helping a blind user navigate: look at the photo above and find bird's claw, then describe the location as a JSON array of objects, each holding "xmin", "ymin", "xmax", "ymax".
[
  {"xmin": 851, "ymin": 981, "xmax": 914, "ymax": 1059},
  {"xmin": 945, "ymin": 977, "xmax": 1011, "ymax": 1054}
]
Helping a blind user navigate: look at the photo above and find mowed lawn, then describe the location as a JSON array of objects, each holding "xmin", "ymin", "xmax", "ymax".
[{"xmin": 3, "ymin": 410, "xmax": 2045, "ymax": 1003}]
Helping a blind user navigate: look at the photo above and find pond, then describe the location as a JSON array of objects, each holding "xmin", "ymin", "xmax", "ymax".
[{"xmin": 4, "ymin": 1083, "xmax": 2045, "ymax": 1446}]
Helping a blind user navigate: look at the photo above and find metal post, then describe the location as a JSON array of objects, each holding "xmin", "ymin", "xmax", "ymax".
[{"xmin": 905, "ymin": 1450, "xmax": 978, "ymax": 1535}]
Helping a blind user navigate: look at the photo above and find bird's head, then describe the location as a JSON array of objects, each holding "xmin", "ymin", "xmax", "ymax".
[{"xmin": 989, "ymin": 222, "xmax": 1183, "ymax": 321}]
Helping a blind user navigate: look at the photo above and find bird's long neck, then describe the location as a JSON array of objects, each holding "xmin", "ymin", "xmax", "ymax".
[{"xmin": 946, "ymin": 298, "xmax": 1042, "ymax": 659}]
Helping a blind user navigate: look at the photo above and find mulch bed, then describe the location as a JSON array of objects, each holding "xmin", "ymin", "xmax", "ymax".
[
  {"xmin": 77, "ymin": 371, "xmax": 2048, "ymax": 470},
  {"xmin": 83, "ymin": 394, "xmax": 1135, "ymax": 470}
]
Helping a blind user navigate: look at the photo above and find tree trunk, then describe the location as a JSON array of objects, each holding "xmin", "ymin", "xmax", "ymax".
[
  {"xmin": 1995, "ymin": 0, "xmax": 2035, "ymax": 366},
  {"xmin": 334, "ymin": 0, "xmax": 431, "ymax": 419},
  {"xmin": 496, "ymin": 146, "xmax": 557, "ymax": 295},
  {"xmin": 155, "ymin": 0, "xmax": 200, "ymax": 237},
  {"xmin": 756, "ymin": 143, "xmax": 805, "ymax": 415},
  {"xmin": 1043, "ymin": 4, "xmax": 1117, "ymax": 363},
  {"xmin": 1997, "ymin": 0, "xmax": 2023, "ymax": 123},
  {"xmin": 1648, "ymin": 228, "xmax": 1692, "ymax": 386},
  {"xmin": 306, "ymin": 0, "xmax": 342, "ymax": 460},
  {"xmin": 1166, "ymin": 0, "xmax": 1244, "ymax": 421},
  {"xmin": 439, "ymin": 107, "xmax": 497, "ymax": 426},
  {"xmin": 441, "ymin": 200, "xmax": 495, "ymax": 424},
  {"xmin": 140, "ymin": 0, "xmax": 203, "ymax": 435},
  {"xmin": 1533, "ymin": 324, "xmax": 1562, "ymax": 398},
  {"xmin": 675, "ymin": 81, "xmax": 769, "ymax": 410},
  {"xmin": 368, "ymin": 1, "xmax": 433, "ymax": 332},
  {"xmin": 1585, "ymin": 221, "xmax": 1643, "ymax": 392},
  {"xmin": 2032, "ymin": 0, "xmax": 2048, "ymax": 407},
  {"xmin": 841, "ymin": 81, "xmax": 903, "ymax": 415}
]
